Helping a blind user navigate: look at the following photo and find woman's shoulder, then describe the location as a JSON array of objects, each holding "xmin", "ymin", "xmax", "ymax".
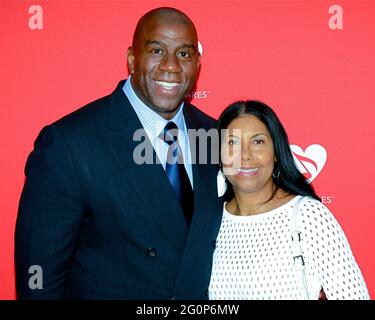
[
  {"xmin": 298, "ymin": 196, "xmax": 332, "ymax": 216},
  {"xmin": 297, "ymin": 196, "xmax": 344, "ymax": 233}
]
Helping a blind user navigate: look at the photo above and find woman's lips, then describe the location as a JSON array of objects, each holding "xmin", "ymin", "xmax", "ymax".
[{"xmin": 237, "ymin": 168, "xmax": 259, "ymax": 177}]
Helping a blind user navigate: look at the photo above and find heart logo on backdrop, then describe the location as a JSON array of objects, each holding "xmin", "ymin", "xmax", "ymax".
[{"xmin": 290, "ymin": 144, "xmax": 327, "ymax": 183}]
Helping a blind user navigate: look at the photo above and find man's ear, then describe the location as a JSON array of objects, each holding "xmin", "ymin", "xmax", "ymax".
[
  {"xmin": 127, "ymin": 46, "xmax": 135, "ymax": 74},
  {"xmin": 197, "ymin": 52, "xmax": 201, "ymax": 71}
]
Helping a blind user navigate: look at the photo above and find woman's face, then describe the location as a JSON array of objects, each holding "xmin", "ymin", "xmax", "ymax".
[{"xmin": 221, "ymin": 115, "xmax": 276, "ymax": 196}]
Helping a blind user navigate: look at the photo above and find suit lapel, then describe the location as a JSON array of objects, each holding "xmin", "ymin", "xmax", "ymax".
[
  {"xmin": 184, "ymin": 105, "xmax": 214, "ymax": 234},
  {"xmin": 172, "ymin": 105, "xmax": 222, "ymax": 290},
  {"xmin": 98, "ymin": 81, "xmax": 188, "ymax": 254}
]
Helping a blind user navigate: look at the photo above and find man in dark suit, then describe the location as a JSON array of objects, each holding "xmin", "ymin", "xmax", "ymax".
[{"xmin": 15, "ymin": 7, "xmax": 222, "ymax": 299}]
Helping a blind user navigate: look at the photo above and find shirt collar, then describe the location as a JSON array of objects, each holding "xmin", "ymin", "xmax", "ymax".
[{"xmin": 123, "ymin": 76, "xmax": 186, "ymax": 141}]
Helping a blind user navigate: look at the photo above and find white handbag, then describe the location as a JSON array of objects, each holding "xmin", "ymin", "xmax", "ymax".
[{"xmin": 291, "ymin": 196, "xmax": 310, "ymax": 299}]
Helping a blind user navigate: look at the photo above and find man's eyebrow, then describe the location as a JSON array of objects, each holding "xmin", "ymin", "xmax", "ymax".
[
  {"xmin": 145, "ymin": 40, "xmax": 165, "ymax": 46},
  {"xmin": 145, "ymin": 40, "xmax": 197, "ymax": 51},
  {"xmin": 179, "ymin": 44, "xmax": 197, "ymax": 51}
]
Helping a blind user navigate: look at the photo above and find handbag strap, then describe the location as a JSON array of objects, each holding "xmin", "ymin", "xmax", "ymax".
[{"xmin": 291, "ymin": 196, "xmax": 310, "ymax": 299}]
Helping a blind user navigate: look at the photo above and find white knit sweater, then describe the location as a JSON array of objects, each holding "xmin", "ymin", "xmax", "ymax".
[{"xmin": 208, "ymin": 196, "xmax": 369, "ymax": 300}]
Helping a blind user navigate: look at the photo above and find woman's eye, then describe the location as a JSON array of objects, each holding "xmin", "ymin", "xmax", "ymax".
[
  {"xmin": 228, "ymin": 140, "xmax": 239, "ymax": 145},
  {"xmin": 254, "ymin": 139, "xmax": 264, "ymax": 144}
]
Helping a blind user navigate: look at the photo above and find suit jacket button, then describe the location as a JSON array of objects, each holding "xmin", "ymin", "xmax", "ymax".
[{"xmin": 147, "ymin": 248, "xmax": 157, "ymax": 257}]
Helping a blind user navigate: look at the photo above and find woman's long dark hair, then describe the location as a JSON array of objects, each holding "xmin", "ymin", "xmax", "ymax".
[{"xmin": 217, "ymin": 100, "xmax": 320, "ymax": 202}]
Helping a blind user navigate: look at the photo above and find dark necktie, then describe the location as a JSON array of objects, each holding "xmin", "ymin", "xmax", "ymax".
[{"xmin": 159, "ymin": 122, "xmax": 194, "ymax": 226}]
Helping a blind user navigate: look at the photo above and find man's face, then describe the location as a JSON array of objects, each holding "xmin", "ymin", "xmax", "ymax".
[{"xmin": 128, "ymin": 17, "xmax": 200, "ymax": 119}]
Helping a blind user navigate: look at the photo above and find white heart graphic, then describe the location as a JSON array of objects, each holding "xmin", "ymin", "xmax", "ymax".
[{"xmin": 290, "ymin": 144, "xmax": 327, "ymax": 183}]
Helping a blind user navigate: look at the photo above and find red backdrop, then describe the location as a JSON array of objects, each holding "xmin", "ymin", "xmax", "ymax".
[{"xmin": 1, "ymin": 0, "xmax": 374, "ymax": 299}]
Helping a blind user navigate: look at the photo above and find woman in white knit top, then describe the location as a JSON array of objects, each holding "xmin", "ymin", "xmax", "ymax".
[{"xmin": 209, "ymin": 100, "xmax": 369, "ymax": 300}]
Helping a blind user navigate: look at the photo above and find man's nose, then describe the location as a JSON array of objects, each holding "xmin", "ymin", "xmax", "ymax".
[{"xmin": 159, "ymin": 53, "xmax": 182, "ymax": 73}]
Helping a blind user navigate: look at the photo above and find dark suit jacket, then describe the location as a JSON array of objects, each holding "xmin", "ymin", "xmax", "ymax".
[{"xmin": 15, "ymin": 80, "xmax": 222, "ymax": 299}]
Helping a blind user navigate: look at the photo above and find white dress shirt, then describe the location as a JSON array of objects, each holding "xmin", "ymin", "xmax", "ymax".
[{"xmin": 123, "ymin": 76, "xmax": 193, "ymax": 188}]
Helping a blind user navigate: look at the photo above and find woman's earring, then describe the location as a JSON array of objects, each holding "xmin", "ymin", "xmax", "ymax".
[
  {"xmin": 272, "ymin": 167, "xmax": 280, "ymax": 179},
  {"xmin": 217, "ymin": 169, "xmax": 227, "ymax": 197}
]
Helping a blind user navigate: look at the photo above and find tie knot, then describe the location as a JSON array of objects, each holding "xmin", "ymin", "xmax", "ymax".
[{"xmin": 160, "ymin": 122, "xmax": 179, "ymax": 145}]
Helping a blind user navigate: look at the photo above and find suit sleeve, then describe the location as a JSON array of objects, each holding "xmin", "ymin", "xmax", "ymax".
[{"xmin": 15, "ymin": 125, "xmax": 85, "ymax": 299}]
